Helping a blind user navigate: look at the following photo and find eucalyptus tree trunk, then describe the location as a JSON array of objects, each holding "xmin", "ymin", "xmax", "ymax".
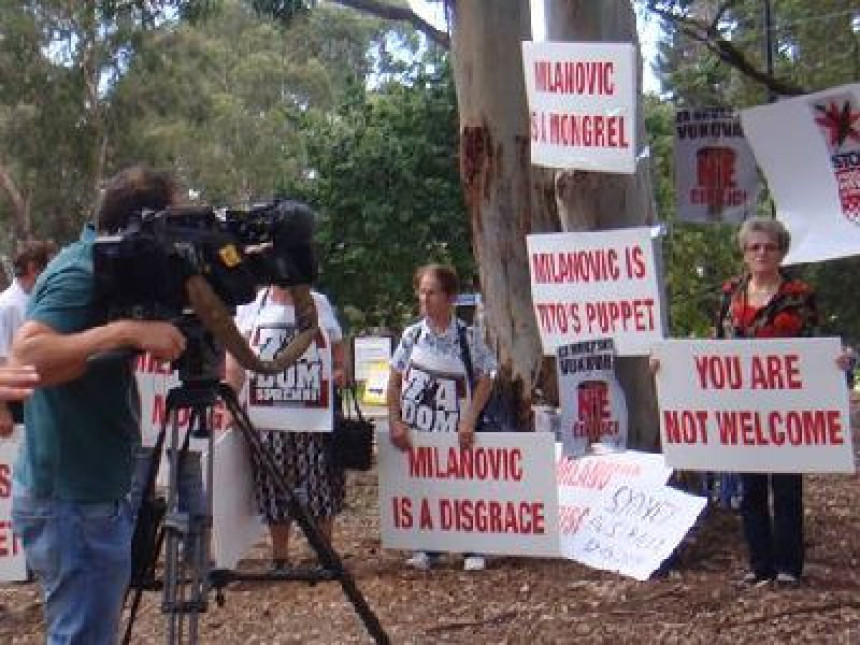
[
  {"xmin": 544, "ymin": 0, "xmax": 660, "ymax": 449},
  {"xmin": 0, "ymin": 161, "xmax": 30, "ymax": 239},
  {"xmin": 449, "ymin": 0, "xmax": 560, "ymax": 425}
]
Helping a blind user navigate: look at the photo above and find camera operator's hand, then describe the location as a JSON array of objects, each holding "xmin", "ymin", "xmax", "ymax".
[{"xmin": 123, "ymin": 321, "xmax": 187, "ymax": 362}]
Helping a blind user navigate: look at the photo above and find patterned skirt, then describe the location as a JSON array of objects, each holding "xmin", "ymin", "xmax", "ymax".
[{"xmin": 251, "ymin": 429, "xmax": 345, "ymax": 524}]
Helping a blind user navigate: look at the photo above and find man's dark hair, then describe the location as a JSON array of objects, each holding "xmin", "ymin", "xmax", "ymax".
[
  {"xmin": 96, "ymin": 166, "xmax": 178, "ymax": 233},
  {"xmin": 13, "ymin": 239, "xmax": 57, "ymax": 277}
]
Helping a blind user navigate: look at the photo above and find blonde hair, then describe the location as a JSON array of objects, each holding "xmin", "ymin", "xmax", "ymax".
[{"xmin": 737, "ymin": 218, "xmax": 790, "ymax": 254}]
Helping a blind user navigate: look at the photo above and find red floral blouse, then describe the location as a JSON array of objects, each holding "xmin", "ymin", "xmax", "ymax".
[{"xmin": 716, "ymin": 274, "xmax": 819, "ymax": 339}]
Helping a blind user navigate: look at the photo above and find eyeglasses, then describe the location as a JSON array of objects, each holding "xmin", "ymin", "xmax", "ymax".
[{"xmin": 745, "ymin": 242, "xmax": 780, "ymax": 253}]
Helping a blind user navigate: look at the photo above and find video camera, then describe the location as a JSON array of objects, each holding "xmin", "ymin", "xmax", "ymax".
[{"xmin": 92, "ymin": 200, "xmax": 317, "ymax": 322}]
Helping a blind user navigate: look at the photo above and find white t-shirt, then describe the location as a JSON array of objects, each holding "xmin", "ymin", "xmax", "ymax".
[{"xmin": 0, "ymin": 280, "xmax": 28, "ymax": 359}]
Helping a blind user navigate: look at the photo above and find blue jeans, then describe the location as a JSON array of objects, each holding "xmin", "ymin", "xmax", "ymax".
[
  {"xmin": 129, "ymin": 446, "xmax": 206, "ymax": 519},
  {"xmin": 12, "ymin": 485, "xmax": 134, "ymax": 645}
]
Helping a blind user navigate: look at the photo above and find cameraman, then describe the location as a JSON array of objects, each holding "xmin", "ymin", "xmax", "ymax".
[{"xmin": 10, "ymin": 166, "xmax": 187, "ymax": 644}]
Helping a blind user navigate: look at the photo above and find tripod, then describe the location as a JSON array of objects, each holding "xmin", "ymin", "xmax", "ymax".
[{"xmin": 123, "ymin": 371, "xmax": 389, "ymax": 644}]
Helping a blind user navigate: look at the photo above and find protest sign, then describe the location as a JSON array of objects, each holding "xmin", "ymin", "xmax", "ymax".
[
  {"xmin": 354, "ymin": 336, "xmax": 392, "ymax": 382},
  {"xmin": 362, "ymin": 361, "xmax": 390, "ymax": 406},
  {"xmin": 208, "ymin": 428, "xmax": 264, "ymax": 569},
  {"xmin": 557, "ymin": 450, "xmax": 697, "ymax": 581},
  {"xmin": 556, "ymin": 339, "xmax": 628, "ymax": 457},
  {"xmin": 0, "ymin": 427, "xmax": 27, "ymax": 582},
  {"xmin": 741, "ymin": 83, "xmax": 860, "ymax": 264},
  {"xmin": 522, "ymin": 41, "xmax": 636, "ymax": 173},
  {"xmin": 674, "ymin": 107, "xmax": 760, "ymax": 223},
  {"xmin": 246, "ymin": 326, "xmax": 333, "ymax": 433},
  {"xmin": 654, "ymin": 338, "xmax": 854, "ymax": 473},
  {"xmin": 379, "ymin": 431, "xmax": 560, "ymax": 556},
  {"xmin": 527, "ymin": 228, "xmax": 666, "ymax": 356},
  {"xmin": 135, "ymin": 354, "xmax": 230, "ymax": 450}
]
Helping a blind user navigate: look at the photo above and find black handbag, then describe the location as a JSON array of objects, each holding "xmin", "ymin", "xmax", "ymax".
[{"xmin": 330, "ymin": 385, "xmax": 375, "ymax": 471}]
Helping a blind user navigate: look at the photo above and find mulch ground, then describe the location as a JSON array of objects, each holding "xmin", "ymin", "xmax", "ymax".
[{"xmin": 2, "ymin": 429, "xmax": 859, "ymax": 644}]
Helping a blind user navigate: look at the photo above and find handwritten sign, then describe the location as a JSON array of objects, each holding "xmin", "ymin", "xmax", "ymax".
[
  {"xmin": 654, "ymin": 338, "xmax": 855, "ymax": 473},
  {"xmin": 527, "ymin": 229, "xmax": 666, "ymax": 356},
  {"xmin": 0, "ymin": 427, "xmax": 27, "ymax": 582},
  {"xmin": 378, "ymin": 431, "xmax": 560, "ymax": 556},
  {"xmin": 522, "ymin": 41, "xmax": 636, "ymax": 173},
  {"xmin": 557, "ymin": 450, "xmax": 704, "ymax": 581}
]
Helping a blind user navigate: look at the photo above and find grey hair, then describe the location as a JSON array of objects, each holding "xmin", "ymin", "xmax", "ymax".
[{"xmin": 737, "ymin": 217, "xmax": 791, "ymax": 254}]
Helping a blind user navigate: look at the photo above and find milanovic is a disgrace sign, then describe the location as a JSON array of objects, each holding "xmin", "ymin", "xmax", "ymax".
[{"xmin": 378, "ymin": 431, "xmax": 560, "ymax": 556}]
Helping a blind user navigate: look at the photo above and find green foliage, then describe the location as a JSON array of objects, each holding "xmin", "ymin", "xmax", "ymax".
[
  {"xmin": 643, "ymin": 92, "xmax": 738, "ymax": 337},
  {"xmin": 297, "ymin": 56, "xmax": 474, "ymax": 331},
  {"xmin": 646, "ymin": 0, "xmax": 860, "ymax": 340}
]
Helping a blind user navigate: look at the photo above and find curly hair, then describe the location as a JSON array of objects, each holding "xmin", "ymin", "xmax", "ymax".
[{"xmin": 95, "ymin": 166, "xmax": 178, "ymax": 233}]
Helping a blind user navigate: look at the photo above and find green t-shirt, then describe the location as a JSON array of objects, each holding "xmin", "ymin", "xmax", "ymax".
[{"xmin": 15, "ymin": 226, "xmax": 141, "ymax": 502}]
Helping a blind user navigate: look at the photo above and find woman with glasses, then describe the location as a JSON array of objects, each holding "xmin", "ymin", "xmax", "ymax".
[{"xmin": 716, "ymin": 217, "xmax": 818, "ymax": 586}]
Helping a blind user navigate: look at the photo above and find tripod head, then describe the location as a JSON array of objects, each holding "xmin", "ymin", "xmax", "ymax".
[{"xmin": 171, "ymin": 313, "xmax": 224, "ymax": 388}]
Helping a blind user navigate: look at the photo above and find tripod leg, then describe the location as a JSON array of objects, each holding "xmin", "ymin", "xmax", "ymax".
[{"xmin": 218, "ymin": 384, "xmax": 390, "ymax": 645}]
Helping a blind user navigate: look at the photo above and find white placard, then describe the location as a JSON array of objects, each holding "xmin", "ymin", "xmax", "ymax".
[
  {"xmin": 557, "ymin": 450, "xmax": 705, "ymax": 581},
  {"xmin": 246, "ymin": 328, "xmax": 334, "ymax": 433},
  {"xmin": 207, "ymin": 428, "xmax": 264, "ymax": 569},
  {"xmin": 527, "ymin": 229, "xmax": 666, "ymax": 356},
  {"xmin": 741, "ymin": 83, "xmax": 860, "ymax": 264},
  {"xmin": 0, "ymin": 426, "xmax": 27, "ymax": 582},
  {"xmin": 674, "ymin": 107, "xmax": 760, "ymax": 223},
  {"xmin": 522, "ymin": 41, "xmax": 636, "ymax": 173},
  {"xmin": 654, "ymin": 338, "xmax": 854, "ymax": 473},
  {"xmin": 378, "ymin": 431, "xmax": 560, "ymax": 557},
  {"xmin": 354, "ymin": 336, "xmax": 392, "ymax": 382},
  {"xmin": 556, "ymin": 339, "xmax": 628, "ymax": 456},
  {"xmin": 135, "ymin": 354, "xmax": 231, "ymax": 451}
]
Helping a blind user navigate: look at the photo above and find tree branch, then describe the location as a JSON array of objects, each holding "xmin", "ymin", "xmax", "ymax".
[
  {"xmin": 647, "ymin": 3, "xmax": 805, "ymax": 97},
  {"xmin": 0, "ymin": 161, "xmax": 30, "ymax": 239},
  {"xmin": 332, "ymin": 0, "xmax": 450, "ymax": 49}
]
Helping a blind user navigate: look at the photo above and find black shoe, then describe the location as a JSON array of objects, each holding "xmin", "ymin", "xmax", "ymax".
[{"xmin": 270, "ymin": 558, "xmax": 289, "ymax": 573}]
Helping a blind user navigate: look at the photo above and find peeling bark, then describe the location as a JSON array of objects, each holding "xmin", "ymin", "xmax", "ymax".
[{"xmin": 451, "ymin": 0, "xmax": 559, "ymax": 427}]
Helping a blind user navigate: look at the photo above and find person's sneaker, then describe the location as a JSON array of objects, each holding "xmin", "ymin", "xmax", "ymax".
[
  {"xmin": 463, "ymin": 555, "xmax": 486, "ymax": 572},
  {"xmin": 743, "ymin": 571, "xmax": 773, "ymax": 587},
  {"xmin": 775, "ymin": 572, "xmax": 800, "ymax": 586},
  {"xmin": 406, "ymin": 551, "xmax": 438, "ymax": 571}
]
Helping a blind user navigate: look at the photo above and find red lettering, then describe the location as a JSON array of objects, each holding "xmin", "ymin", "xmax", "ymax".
[
  {"xmin": 663, "ymin": 410, "xmax": 708, "ymax": 444},
  {"xmin": 0, "ymin": 520, "xmax": 19, "ymax": 557},
  {"xmin": 0, "ymin": 464, "xmax": 11, "ymax": 498},
  {"xmin": 750, "ymin": 354, "xmax": 804, "ymax": 390}
]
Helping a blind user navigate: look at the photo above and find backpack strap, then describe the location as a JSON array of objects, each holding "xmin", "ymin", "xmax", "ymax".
[{"xmin": 456, "ymin": 322, "xmax": 476, "ymax": 389}]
